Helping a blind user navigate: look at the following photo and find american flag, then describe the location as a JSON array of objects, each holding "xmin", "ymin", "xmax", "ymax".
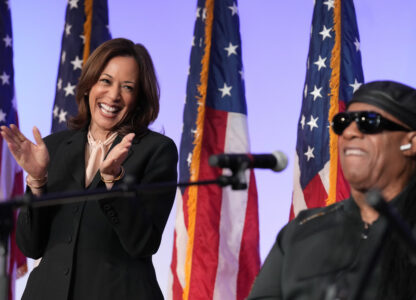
[
  {"xmin": 51, "ymin": 0, "xmax": 111, "ymax": 133},
  {"xmin": 169, "ymin": 1, "xmax": 260, "ymax": 299},
  {"xmin": 291, "ymin": 0, "xmax": 364, "ymax": 219},
  {"xmin": 0, "ymin": 1, "xmax": 27, "ymax": 299}
]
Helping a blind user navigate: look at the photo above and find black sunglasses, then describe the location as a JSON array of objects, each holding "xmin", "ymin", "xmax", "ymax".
[{"xmin": 331, "ymin": 111, "xmax": 410, "ymax": 135}]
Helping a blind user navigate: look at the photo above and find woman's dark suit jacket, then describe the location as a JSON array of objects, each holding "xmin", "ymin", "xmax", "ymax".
[{"xmin": 16, "ymin": 128, "xmax": 178, "ymax": 300}]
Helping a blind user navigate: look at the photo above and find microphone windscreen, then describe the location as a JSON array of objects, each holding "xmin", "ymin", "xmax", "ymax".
[
  {"xmin": 208, "ymin": 154, "xmax": 221, "ymax": 167},
  {"xmin": 272, "ymin": 150, "xmax": 288, "ymax": 172}
]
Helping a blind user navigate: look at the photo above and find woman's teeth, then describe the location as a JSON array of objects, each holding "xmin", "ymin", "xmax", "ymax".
[{"xmin": 99, "ymin": 103, "xmax": 120, "ymax": 114}]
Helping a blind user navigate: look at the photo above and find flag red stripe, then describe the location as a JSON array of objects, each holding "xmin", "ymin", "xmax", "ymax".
[
  {"xmin": 236, "ymin": 170, "xmax": 260, "ymax": 300},
  {"xmin": 289, "ymin": 203, "xmax": 296, "ymax": 220},
  {"xmin": 188, "ymin": 107, "xmax": 228, "ymax": 299},
  {"xmin": 303, "ymin": 174, "xmax": 328, "ymax": 209}
]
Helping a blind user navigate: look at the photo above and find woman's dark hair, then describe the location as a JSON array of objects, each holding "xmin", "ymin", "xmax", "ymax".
[{"xmin": 69, "ymin": 38, "xmax": 160, "ymax": 136}]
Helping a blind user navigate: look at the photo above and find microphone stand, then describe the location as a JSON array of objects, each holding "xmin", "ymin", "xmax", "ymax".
[{"xmin": 0, "ymin": 169, "xmax": 248, "ymax": 299}]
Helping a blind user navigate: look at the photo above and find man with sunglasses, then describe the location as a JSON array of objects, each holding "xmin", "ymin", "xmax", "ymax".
[{"xmin": 248, "ymin": 80, "xmax": 416, "ymax": 300}]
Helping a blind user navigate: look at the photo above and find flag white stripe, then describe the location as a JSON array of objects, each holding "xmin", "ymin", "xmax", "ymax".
[
  {"xmin": 173, "ymin": 189, "xmax": 188, "ymax": 288},
  {"xmin": 213, "ymin": 112, "xmax": 250, "ymax": 300},
  {"xmin": 292, "ymin": 153, "xmax": 307, "ymax": 216}
]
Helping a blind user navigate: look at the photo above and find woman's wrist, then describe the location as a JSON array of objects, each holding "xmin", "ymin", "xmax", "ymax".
[
  {"xmin": 26, "ymin": 173, "xmax": 48, "ymax": 189},
  {"xmin": 100, "ymin": 166, "xmax": 125, "ymax": 183}
]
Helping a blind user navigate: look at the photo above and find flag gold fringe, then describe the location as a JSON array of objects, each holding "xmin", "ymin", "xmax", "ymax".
[
  {"xmin": 327, "ymin": 0, "xmax": 341, "ymax": 206},
  {"xmin": 183, "ymin": 0, "xmax": 215, "ymax": 299},
  {"xmin": 82, "ymin": 0, "xmax": 93, "ymax": 63}
]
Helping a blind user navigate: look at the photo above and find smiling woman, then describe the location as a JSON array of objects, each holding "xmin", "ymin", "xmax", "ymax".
[
  {"xmin": 88, "ymin": 56, "xmax": 138, "ymax": 140},
  {"xmin": 70, "ymin": 39, "xmax": 160, "ymax": 139},
  {"xmin": 0, "ymin": 38, "xmax": 178, "ymax": 300}
]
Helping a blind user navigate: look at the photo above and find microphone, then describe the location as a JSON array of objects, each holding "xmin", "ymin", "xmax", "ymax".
[{"xmin": 208, "ymin": 151, "xmax": 288, "ymax": 172}]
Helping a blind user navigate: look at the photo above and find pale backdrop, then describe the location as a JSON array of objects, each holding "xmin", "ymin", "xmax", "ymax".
[{"xmin": 9, "ymin": 1, "xmax": 416, "ymax": 298}]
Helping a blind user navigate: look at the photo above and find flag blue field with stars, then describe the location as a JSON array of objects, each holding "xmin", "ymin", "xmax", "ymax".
[
  {"xmin": 51, "ymin": 0, "xmax": 110, "ymax": 133},
  {"xmin": 169, "ymin": 1, "xmax": 259, "ymax": 300},
  {"xmin": 291, "ymin": 0, "xmax": 364, "ymax": 219}
]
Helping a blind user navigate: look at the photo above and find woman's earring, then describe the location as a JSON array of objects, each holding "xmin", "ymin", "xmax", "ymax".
[{"xmin": 400, "ymin": 143, "xmax": 412, "ymax": 151}]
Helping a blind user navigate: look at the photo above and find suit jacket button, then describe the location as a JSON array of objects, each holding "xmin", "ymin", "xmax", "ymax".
[
  {"xmin": 108, "ymin": 210, "xmax": 115, "ymax": 217},
  {"xmin": 66, "ymin": 235, "xmax": 72, "ymax": 244},
  {"xmin": 111, "ymin": 217, "xmax": 119, "ymax": 224},
  {"xmin": 103, "ymin": 204, "xmax": 111, "ymax": 211},
  {"xmin": 64, "ymin": 267, "xmax": 70, "ymax": 275}
]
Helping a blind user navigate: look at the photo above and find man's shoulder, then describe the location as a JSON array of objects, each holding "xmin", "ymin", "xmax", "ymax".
[
  {"xmin": 275, "ymin": 199, "xmax": 353, "ymax": 255},
  {"xmin": 295, "ymin": 200, "xmax": 347, "ymax": 226},
  {"xmin": 280, "ymin": 199, "xmax": 351, "ymax": 240}
]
